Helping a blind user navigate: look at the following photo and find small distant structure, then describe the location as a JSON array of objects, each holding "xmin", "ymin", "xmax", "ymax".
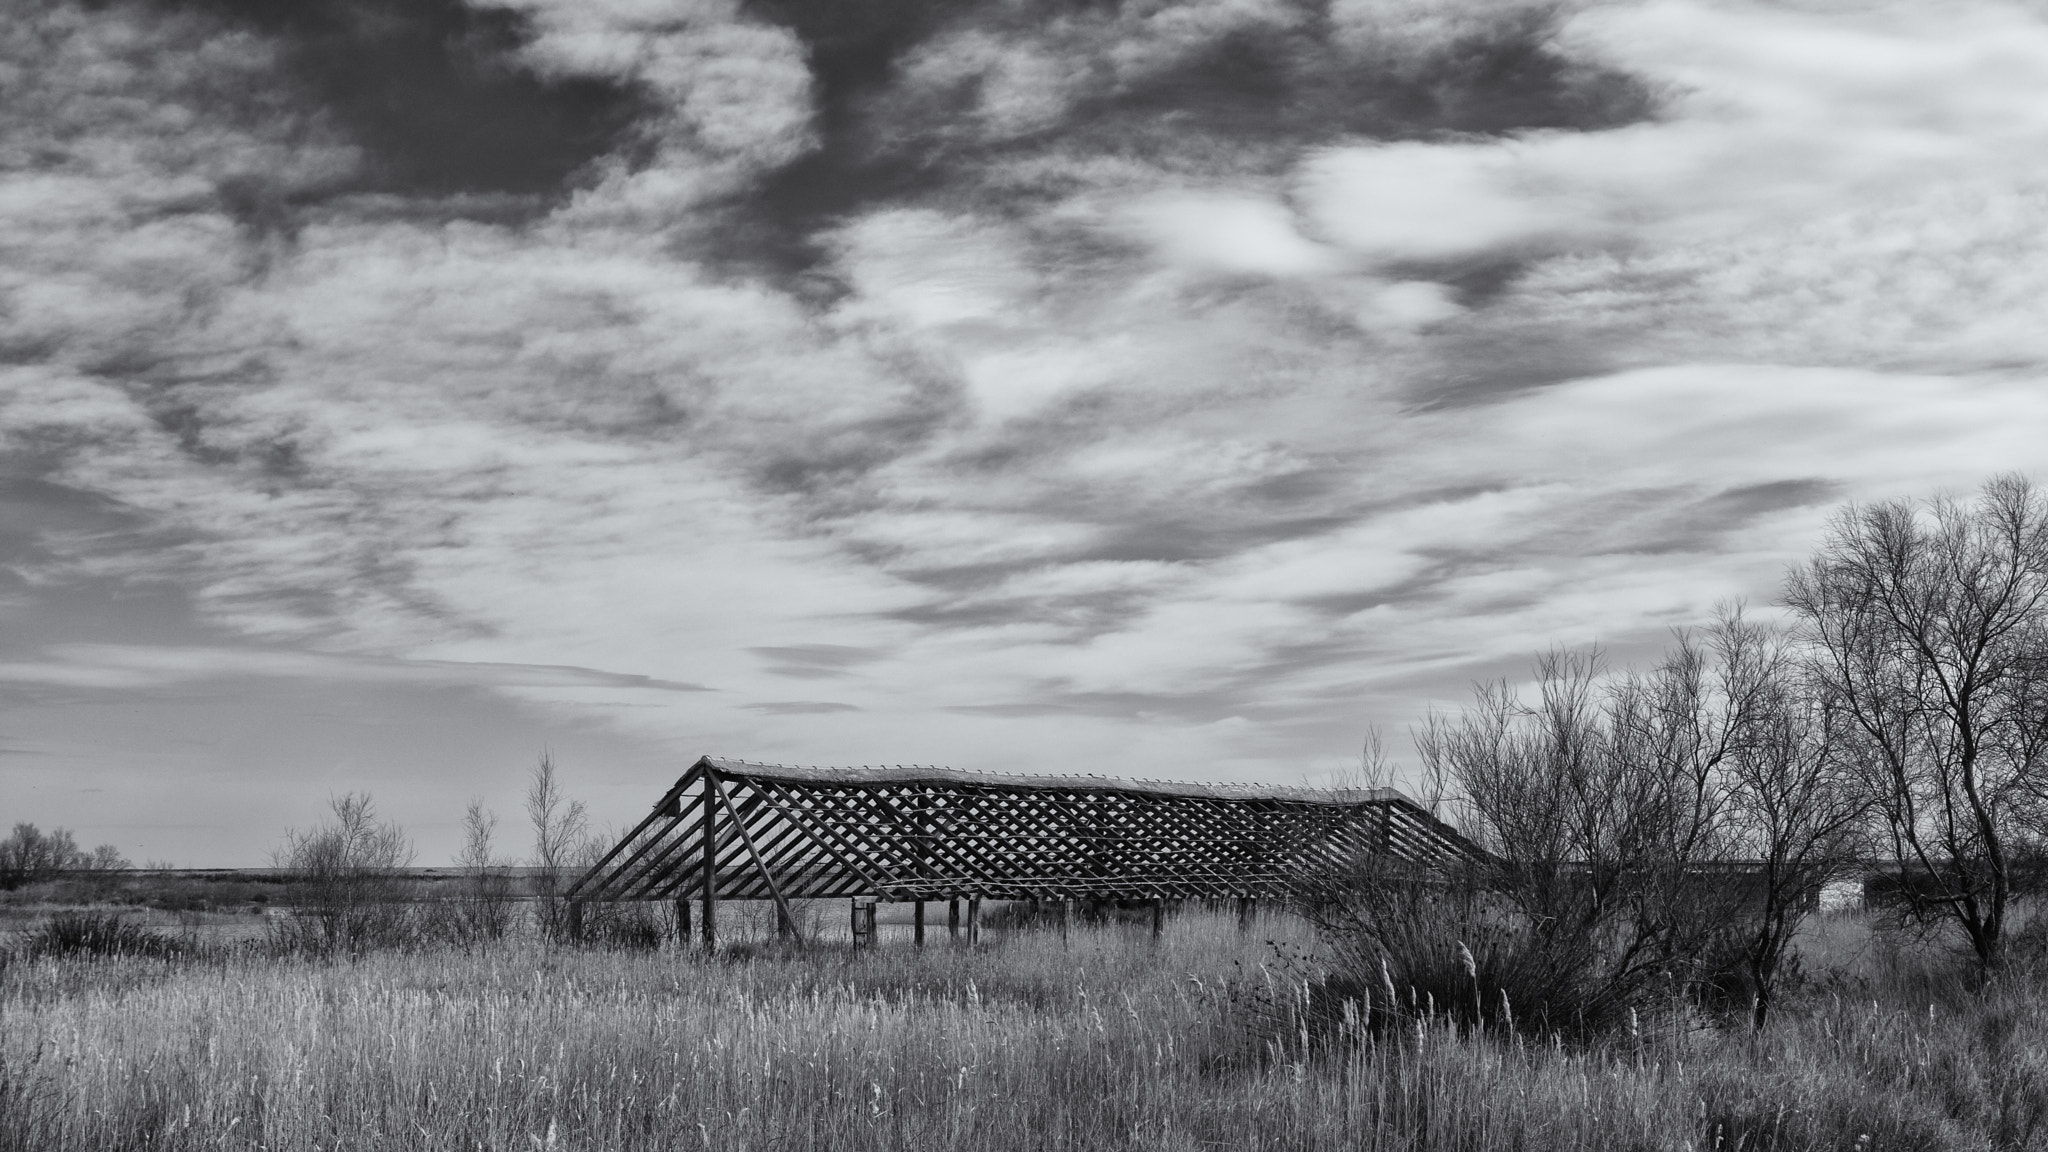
[{"xmin": 567, "ymin": 755, "xmax": 1482, "ymax": 947}]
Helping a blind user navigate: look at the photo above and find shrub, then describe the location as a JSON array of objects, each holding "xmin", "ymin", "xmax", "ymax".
[
  {"xmin": 23, "ymin": 914, "xmax": 182, "ymax": 960},
  {"xmin": 1306, "ymin": 863, "xmax": 1635, "ymax": 1042},
  {"xmin": 527, "ymin": 752, "xmax": 590, "ymax": 944},
  {"xmin": 577, "ymin": 903, "xmax": 665, "ymax": 951},
  {"xmin": 448, "ymin": 800, "xmax": 516, "ymax": 947},
  {"xmin": 271, "ymin": 794, "xmax": 418, "ymax": 957}
]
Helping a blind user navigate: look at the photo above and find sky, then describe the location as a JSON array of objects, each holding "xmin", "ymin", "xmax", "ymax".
[{"xmin": 5, "ymin": 0, "xmax": 2048, "ymax": 865}]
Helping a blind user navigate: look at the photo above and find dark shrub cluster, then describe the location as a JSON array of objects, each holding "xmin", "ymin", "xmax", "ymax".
[{"xmin": 23, "ymin": 914, "xmax": 184, "ymax": 960}]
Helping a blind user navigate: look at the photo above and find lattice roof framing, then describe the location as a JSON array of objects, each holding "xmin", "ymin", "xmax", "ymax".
[{"xmin": 567, "ymin": 756, "xmax": 1485, "ymax": 913}]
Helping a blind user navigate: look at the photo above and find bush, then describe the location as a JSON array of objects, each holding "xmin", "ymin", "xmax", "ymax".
[
  {"xmin": 271, "ymin": 794, "xmax": 418, "ymax": 957},
  {"xmin": 448, "ymin": 800, "xmax": 516, "ymax": 948},
  {"xmin": 1306, "ymin": 864, "xmax": 1636, "ymax": 1043},
  {"xmin": 576, "ymin": 903, "xmax": 665, "ymax": 951},
  {"xmin": 23, "ymin": 914, "xmax": 183, "ymax": 960}
]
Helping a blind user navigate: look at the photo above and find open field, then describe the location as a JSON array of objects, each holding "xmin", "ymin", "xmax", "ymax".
[{"xmin": 5, "ymin": 905, "xmax": 2048, "ymax": 1151}]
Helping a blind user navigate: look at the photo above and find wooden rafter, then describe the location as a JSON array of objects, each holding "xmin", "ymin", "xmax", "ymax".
[{"xmin": 568, "ymin": 756, "xmax": 1486, "ymax": 906}]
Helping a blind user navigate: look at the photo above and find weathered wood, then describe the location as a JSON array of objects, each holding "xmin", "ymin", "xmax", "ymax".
[
  {"xmin": 701, "ymin": 766, "xmax": 719, "ymax": 950},
  {"xmin": 966, "ymin": 894, "xmax": 981, "ymax": 946},
  {"xmin": 565, "ymin": 763, "xmax": 699, "ymax": 900},
  {"xmin": 913, "ymin": 900, "xmax": 925, "ymax": 947},
  {"xmin": 566, "ymin": 756, "xmax": 1489, "ymax": 936},
  {"xmin": 850, "ymin": 897, "xmax": 876, "ymax": 948},
  {"xmin": 711, "ymin": 770, "xmax": 804, "ymax": 946}
]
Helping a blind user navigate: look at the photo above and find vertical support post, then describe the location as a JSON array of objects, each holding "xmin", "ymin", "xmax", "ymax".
[
  {"xmin": 913, "ymin": 900, "xmax": 926, "ymax": 947},
  {"xmin": 1150, "ymin": 896, "xmax": 1164, "ymax": 941},
  {"xmin": 701, "ymin": 766, "xmax": 719, "ymax": 951},
  {"xmin": 1059, "ymin": 897, "xmax": 1071, "ymax": 945},
  {"xmin": 675, "ymin": 895, "xmax": 691, "ymax": 945},
  {"xmin": 851, "ymin": 897, "xmax": 876, "ymax": 949},
  {"xmin": 948, "ymin": 896, "xmax": 961, "ymax": 942},
  {"xmin": 567, "ymin": 898, "xmax": 584, "ymax": 943},
  {"xmin": 1236, "ymin": 896, "xmax": 1256, "ymax": 934},
  {"xmin": 966, "ymin": 895, "xmax": 981, "ymax": 946}
]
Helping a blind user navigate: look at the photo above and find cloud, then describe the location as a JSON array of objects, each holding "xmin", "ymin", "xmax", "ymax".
[
  {"xmin": 741, "ymin": 700, "xmax": 863, "ymax": 714},
  {"xmin": 0, "ymin": 644, "xmax": 711, "ymax": 692},
  {"xmin": 749, "ymin": 645, "xmax": 885, "ymax": 679},
  {"xmin": 1299, "ymin": 144, "xmax": 1582, "ymax": 263},
  {"xmin": 9, "ymin": 0, "xmax": 2048, "ymax": 863},
  {"xmin": 1121, "ymin": 192, "xmax": 1350, "ymax": 277}
]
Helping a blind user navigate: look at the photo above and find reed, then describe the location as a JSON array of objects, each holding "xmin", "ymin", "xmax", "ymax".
[{"xmin": 1, "ymin": 908, "xmax": 2043, "ymax": 1150}]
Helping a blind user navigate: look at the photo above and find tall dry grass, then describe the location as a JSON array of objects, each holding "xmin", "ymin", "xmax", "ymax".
[{"xmin": 3, "ymin": 908, "xmax": 2047, "ymax": 1150}]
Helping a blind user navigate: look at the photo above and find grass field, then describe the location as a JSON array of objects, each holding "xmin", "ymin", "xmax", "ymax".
[{"xmin": 3, "ymin": 904, "xmax": 2047, "ymax": 1151}]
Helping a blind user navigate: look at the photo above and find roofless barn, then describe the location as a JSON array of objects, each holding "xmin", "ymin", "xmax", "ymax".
[{"xmin": 567, "ymin": 755, "xmax": 1483, "ymax": 946}]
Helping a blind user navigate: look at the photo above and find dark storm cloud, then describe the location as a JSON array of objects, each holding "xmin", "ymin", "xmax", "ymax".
[
  {"xmin": 715, "ymin": 0, "xmax": 1658, "ymax": 275},
  {"xmin": 153, "ymin": 0, "xmax": 647, "ymax": 209}
]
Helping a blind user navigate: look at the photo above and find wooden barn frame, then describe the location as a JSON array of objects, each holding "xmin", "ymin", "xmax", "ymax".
[{"xmin": 566, "ymin": 755, "xmax": 1484, "ymax": 946}]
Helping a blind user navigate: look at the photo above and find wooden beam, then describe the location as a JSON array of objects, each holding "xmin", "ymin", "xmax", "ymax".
[
  {"xmin": 711, "ymin": 772, "xmax": 806, "ymax": 946},
  {"xmin": 851, "ymin": 897, "xmax": 876, "ymax": 949},
  {"xmin": 701, "ymin": 765, "xmax": 719, "ymax": 950},
  {"xmin": 566, "ymin": 761, "xmax": 701, "ymax": 899},
  {"xmin": 572, "ymin": 765, "xmax": 1489, "ymax": 914}
]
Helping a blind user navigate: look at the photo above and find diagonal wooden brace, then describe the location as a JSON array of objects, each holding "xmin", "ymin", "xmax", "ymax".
[{"xmin": 710, "ymin": 772, "xmax": 806, "ymax": 947}]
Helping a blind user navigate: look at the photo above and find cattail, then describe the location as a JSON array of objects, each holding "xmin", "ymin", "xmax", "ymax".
[
  {"xmin": 1381, "ymin": 956, "xmax": 1397, "ymax": 1009},
  {"xmin": 1629, "ymin": 1006, "xmax": 1641, "ymax": 1040},
  {"xmin": 1457, "ymin": 941, "xmax": 1477, "ymax": 980}
]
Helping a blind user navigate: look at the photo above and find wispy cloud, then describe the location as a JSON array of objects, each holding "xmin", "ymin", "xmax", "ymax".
[
  {"xmin": 0, "ymin": 645, "xmax": 709, "ymax": 693},
  {"xmin": 5, "ymin": 0, "xmax": 2048, "ymax": 861},
  {"xmin": 742, "ymin": 700, "xmax": 863, "ymax": 715}
]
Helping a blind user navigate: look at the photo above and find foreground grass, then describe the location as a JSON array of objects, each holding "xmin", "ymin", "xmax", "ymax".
[{"xmin": 3, "ymin": 912, "xmax": 2047, "ymax": 1150}]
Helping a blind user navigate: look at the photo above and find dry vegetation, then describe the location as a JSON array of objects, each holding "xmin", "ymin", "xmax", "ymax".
[
  {"xmin": 7, "ymin": 476, "xmax": 2047, "ymax": 1149},
  {"xmin": 4, "ymin": 904, "xmax": 2048, "ymax": 1152}
]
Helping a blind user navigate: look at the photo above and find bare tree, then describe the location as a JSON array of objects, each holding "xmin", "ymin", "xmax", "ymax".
[
  {"xmin": 272, "ymin": 794, "xmax": 416, "ymax": 955},
  {"xmin": 527, "ymin": 751, "xmax": 588, "ymax": 942},
  {"xmin": 1715, "ymin": 608, "xmax": 1869, "ymax": 1028},
  {"xmin": 451, "ymin": 799, "xmax": 514, "ymax": 945},
  {"xmin": 1785, "ymin": 475, "xmax": 2048, "ymax": 973},
  {"xmin": 0, "ymin": 824, "xmax": 128, "ymax": 889},
  {"xmin": 1408, "ymin": 633, "xmax": 1767, "ymax": 1034}
]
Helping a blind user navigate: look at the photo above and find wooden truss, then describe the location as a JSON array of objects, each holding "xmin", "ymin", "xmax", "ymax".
[{"xmin": 567, "ymin": 756, "xmax": 1484, "ymax": 940}]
